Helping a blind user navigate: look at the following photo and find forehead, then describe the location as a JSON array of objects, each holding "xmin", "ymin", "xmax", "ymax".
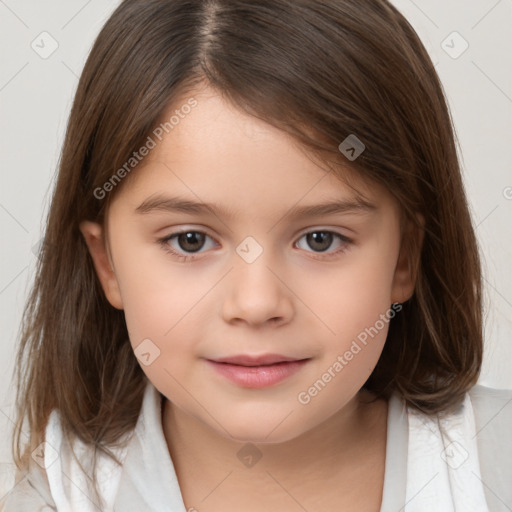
[{"xmin": 111, "ymin": 86, "xmax": 395, "ymax": 217}]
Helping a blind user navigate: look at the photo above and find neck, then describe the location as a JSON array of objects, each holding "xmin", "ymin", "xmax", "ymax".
[{"xmin": 162, "ymin": 389, "xmax": 388, "ymax": 502}]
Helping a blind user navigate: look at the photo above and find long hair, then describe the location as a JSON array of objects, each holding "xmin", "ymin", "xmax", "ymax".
[{"xmin": 11, "ymin": 0, "xmax": 482, "ymax": 507}]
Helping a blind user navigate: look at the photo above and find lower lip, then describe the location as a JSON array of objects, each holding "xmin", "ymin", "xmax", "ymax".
[{"xmin": 206, "ymin": 359, "xmax": 309, "ymax": 388}]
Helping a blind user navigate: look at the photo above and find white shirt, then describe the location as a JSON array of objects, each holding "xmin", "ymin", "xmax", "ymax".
[{"xmin": 2, "ymin": 379, "xmax": 511, "ymax": 511}]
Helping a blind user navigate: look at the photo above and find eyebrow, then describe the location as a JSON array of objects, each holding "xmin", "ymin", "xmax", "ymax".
[{"xmin": 134, "ymin": 194, "xmax": 377, "ymax": 219}]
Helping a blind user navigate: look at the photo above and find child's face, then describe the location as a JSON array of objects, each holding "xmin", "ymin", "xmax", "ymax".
[{"xmin": 81, "ymin": 85, "xmax": 415, "ymax": 443}]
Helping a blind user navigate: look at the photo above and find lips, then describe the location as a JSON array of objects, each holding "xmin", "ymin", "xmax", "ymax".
[
  {"xmin": 206, "ymin": 354, "xmax": 311, "ymax": 388},
  {"xmin": 210, "ymin": 353, "xmax": 305, "ymax": 366}
]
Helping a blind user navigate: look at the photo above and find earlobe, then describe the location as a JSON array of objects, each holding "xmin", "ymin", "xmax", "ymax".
[
  {"xmin": 79, "ymin": 220, "xmax": 124, "ymax": 310},
  {"xmin": 391, "ymin": 217, "xmax": 424, "ymax": 304},
  {"xmin": 391, "ymin": 252, "xmax": 415, "ymax": 304}
]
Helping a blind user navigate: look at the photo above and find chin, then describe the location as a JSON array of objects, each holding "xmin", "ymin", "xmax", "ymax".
[
  {"xmin": 225, "ymin": 430, "xmax": 300, "ymax": 446},
  {"xmin": 213, "ymin": 415, "xmax": 308, "ymax": 446}
]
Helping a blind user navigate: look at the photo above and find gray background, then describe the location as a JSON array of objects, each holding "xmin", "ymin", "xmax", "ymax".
[{"xmin": 1, "ymin": 0, "xmax": 511, "ymax": 498}]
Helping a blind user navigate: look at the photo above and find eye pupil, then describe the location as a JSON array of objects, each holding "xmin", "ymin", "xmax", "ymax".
[
  {"xmin": 307, "ymin": 232, "xmax": 333, "ymax": 252},
  {"xmin": 178, "ymin": 232, "xmax": 205, "ymax": 252}
]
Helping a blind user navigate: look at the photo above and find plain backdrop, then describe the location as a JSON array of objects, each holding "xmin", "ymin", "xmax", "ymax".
[{"xmin": 1, "ymin": 0, "xmax": 511, "ymax": 499}]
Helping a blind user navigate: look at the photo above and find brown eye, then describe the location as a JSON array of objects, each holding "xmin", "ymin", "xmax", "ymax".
[
  {"xmin": 159, "ymin": 230, "xmax": 218, "ymax": 261},
  {"xmin": 295, "ymin": 230, "xmax": 352, "ymax": 259},
  {"xmin": 305, "ymin": 232, "xmax": 334, "ymax": 252},
  {"xmin": 175, "ymin": 232, "xmax": 206, "ymax": 253}
]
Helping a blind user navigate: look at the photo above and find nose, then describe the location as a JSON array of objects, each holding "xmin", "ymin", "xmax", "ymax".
[{"xmin": 221, "ymin": 250, "xmax": 294, "ymax": 328}]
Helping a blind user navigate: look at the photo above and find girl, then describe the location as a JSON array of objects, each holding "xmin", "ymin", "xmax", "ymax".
[{"xmin": 2, "ymin": 0, "xmax": 511, "ymax": 511}]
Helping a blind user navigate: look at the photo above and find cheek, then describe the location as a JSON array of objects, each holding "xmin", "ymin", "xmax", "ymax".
[
  {"xmin": 111, "ymin": 230, "xmax": 204, "ymax": 331},
  {"xmin": 296, "ymin": 240, "xmax": 398, "ymax": 383},
  {"xmin": 109, "ymin": 237, "xmax": 212, "ymax": 383},
  {"xmin": 301, "ymin": 242, "xmax": 398, "ymax": 340},
  {"xmin": 117, "ymin": 268, "xmax": 207, "ymax": 396},
  {"xmin": 293, "ymin": 267, "xmax": 395, "ymax": 419},
  {"xmin": 119, "ymin": 274, "xmax": 209, "ymax": 369}
]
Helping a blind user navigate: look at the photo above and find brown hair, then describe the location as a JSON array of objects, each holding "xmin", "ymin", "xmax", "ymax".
[{"xmin": 11, "ymin": 0, "xmax": 482, "ymax": 507}]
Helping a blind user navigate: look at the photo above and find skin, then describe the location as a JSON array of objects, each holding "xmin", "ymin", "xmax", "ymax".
[{"xmin": 80, "ymin": 83, "xmax": 417, "ymax": 511}]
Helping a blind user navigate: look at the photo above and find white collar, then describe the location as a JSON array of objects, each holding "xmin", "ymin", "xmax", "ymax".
[
  {"xmin": 403, "ymin": 392, "xmax": 489, "ymax": 511},
  {"xmin": 44, "ymin": 380, "xmax": 489, "ymax": 511}
]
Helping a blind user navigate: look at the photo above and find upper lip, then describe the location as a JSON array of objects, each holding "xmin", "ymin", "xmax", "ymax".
[{"xmin": 209, "ymin": 354, "xmax": 308, "ymax": 366}]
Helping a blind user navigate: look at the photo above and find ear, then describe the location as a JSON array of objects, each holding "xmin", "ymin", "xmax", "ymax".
[
  {"xmin": 79, "ymin": 220, "xmax": 124, "ymax": 310},
  {"xmin": 391, "ymin": 216, "xmax": 424, "ymax": 304}
]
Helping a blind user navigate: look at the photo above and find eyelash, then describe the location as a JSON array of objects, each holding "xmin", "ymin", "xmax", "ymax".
[{"xmin": 157, "ymin": 229, "xmax": 353, "ymax": 262}]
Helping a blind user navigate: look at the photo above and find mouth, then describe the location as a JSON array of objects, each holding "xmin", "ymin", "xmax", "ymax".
[
  {"xmin": 205, "ymin": 354, "xmax": 311, "ymax": 388},
  {"xmin": 210, "ymin": 353, "xmax": 308, "ymax": 366}
]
